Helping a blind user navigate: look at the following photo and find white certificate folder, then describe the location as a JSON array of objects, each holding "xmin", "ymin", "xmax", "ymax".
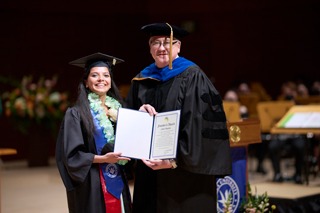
[{"xmin": 114, "ymin": 108, "xmax": 181, "ymax": 160}]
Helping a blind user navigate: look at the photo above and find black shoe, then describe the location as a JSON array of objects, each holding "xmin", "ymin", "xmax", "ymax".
[
  {"xmin": 273, "ymin": 173, "xmax": 283, "ymax": 182},
  {"xmin": 256, "ymin": 165, "xmax": 267, "ymax": 175},
  {"xmin": 294, "ymin": 174, "xmax": 303, "ymax": 184}
]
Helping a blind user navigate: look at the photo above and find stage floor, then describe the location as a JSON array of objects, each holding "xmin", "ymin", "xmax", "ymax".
[
  {"xmin": 1, "ymin": 157, "xmax": 320, "ymax": 213},
  {"xmin": 248, "ymin": 157, "xmax": 320, "ymax": 213},
  {"xmin": 252, "ymin": 182, "xmax": 320, "ymax": 199}
]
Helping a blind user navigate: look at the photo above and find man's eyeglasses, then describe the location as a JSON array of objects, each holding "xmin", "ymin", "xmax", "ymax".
[{"xmin": 151, "ymin": 40, "xmax": 178, "ymax": 48}]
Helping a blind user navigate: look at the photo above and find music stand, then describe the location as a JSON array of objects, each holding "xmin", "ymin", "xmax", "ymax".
[
  {"xmin": 271, "ymin": 105, "xmax": 320, "ymax": 185},
  {"xmin": 295, "ymin": 96, "xmax": 320, "ymax": 105},
  {"xmin": 223, "ymin": 101, "xmax": 242, "ymax": 122},
  {"xmin": 239, "ymin": 93, "xmax": 260, "ymax": 118},
  {"xmin": 257, "ymin": 101, "xmax": 295, "ymax": 133},
  {"xmin": 271, "ymin": 105, "xmax": 320, "ymax": 134}
]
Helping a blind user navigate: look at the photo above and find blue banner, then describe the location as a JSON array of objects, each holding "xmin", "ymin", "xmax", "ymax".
[{"xmin": 216, "ymin": 147, "xmax": 247, "ymax": 213}]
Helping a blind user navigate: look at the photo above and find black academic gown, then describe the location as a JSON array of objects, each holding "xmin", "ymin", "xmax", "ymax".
[
  {"xmin": 126, "ymin": 65, "xmax": 232, "ymax": 213},
  {"xmin": 55, "ymin": 107, "xmax": 132, "ymax": 213}
]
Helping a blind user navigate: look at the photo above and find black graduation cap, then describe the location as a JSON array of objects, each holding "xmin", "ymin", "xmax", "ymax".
[
  {"xmin": 69, "ymin": 52, "xmax": 125, "ymax": 69},
  {"xmin": 141, "ymin": 22, "xmax": 189, "ymax": 69},
  {"xmin": 141, "ymin": 22, "xmax": 189, "ymax": 40}
]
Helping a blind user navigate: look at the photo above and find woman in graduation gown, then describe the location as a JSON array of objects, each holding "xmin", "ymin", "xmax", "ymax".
[
  {"xmin": 55, "ymin": 53, "xmax": 132, "ymax": 213},
  {"xmin": 126, "ymin": 23, "xmax": 232, "ymax": 213}
]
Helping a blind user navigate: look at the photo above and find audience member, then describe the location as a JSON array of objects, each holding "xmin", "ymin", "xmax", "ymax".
[
  {"xmin": 268, "ymin": 80, "xmax": 308, "ymax": 184},
  {"xmin": 237, "ymin": 82, "xmax": 252, "ymax": 96},
  {"xmin": 296, "ymin": 82, "xmax": 309, "ymax": 97},
  {"xmin": 250, "ymin": 81, "xmax": 272, "ymax": 101},
  {"xmin": 269, "ymin": 134, "xmax": 305, "ymax": 184},
  {"xmin": 310, "ymin": 80, "xmax": 320, "ymax": 95},
  {"xmin": 223, "ymin": 89, "xmax": 249, "ymax": 118},
  {"xmin": 277, "ymin": 80, "xmax": 297, "ymax": 101}
]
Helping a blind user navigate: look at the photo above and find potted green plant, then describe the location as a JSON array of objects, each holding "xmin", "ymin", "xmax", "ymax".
[{"xmin": 222, "ymin": 183, "xmax": 276, "ymax": 213}]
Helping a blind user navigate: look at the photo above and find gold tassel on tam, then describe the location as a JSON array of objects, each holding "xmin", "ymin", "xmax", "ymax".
[{"xmin": 166, "ymin": 23, "xmax": 173, "ymax": 69}]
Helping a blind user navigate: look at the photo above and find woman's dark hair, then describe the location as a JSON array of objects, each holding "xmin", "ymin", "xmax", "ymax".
[{"xmin": 75, "ymin": 64, "xmax": 124, "ymax": 140}]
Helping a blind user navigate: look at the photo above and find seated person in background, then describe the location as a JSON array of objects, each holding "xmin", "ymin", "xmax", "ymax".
[
  {"xmin": 235, "ymin": 80, "xmax": 252, "ymax": 96},
  {"xmin": 269, "ymin": 134, "xmax": 305, "ymax": 184},
  {"xmin": 277, "ymin": 80, "xmax": 297, "ymax": 101},
  {"xmin": 296, "ymin": 82, "xmax": 309, "ymax": 98},
  {"xmin": 223, "ymin": 89, "xmax": 249, "ymax": 119},
  {"xmin": 309, "ymin": 134, "xmax": 320, "ymax": 176},
  {"xmin": 235, "ymin": 80, "xmax": 260, "ymax": 118},
  {"xmin": 250, "ymin": 81, "xmax": 272, "ymax": 101},
  {"xmin": 310, "ymin": 80, "xmax": 320, "ymax": 95}
]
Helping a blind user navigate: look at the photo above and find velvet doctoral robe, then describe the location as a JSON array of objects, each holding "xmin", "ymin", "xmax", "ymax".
[{"xmin": 126, "ymin": 58, "xmax": 232, "ymax": 213}]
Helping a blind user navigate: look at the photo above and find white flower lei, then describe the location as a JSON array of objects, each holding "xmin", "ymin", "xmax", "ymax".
[
  {"xmin": 88, "ymin": 93, "xmax": 121, "ymax": 143},
  {"xmin": 88, "ymin": 93, "xmax": 128, "ymax": 165}
]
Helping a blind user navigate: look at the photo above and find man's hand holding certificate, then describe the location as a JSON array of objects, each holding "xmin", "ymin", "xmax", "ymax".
[{"xmin": 114, "ymin": 108, "xmax": 180, "ymax": 160}]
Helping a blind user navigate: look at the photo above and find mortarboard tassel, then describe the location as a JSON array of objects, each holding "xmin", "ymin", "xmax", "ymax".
[{"xmin": 166, "ymin": 23, "xmax": 173, "ymax": 69}]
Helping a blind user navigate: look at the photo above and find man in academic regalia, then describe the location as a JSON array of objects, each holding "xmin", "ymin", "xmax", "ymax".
[{"xmin": 126, "ymin": 22, "xmax": 232, "ymax": 213}]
